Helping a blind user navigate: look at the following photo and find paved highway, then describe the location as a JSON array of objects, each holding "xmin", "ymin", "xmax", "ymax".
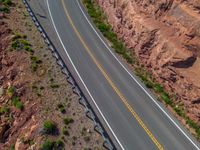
[{"xmin": 43, "ymin": 0, "xmax": 200, "ymax": 149}]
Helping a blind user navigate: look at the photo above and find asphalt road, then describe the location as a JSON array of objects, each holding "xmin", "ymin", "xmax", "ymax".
[{"xmin": 42, "ymin": 0, "xmax": 200, "ymax": 149}]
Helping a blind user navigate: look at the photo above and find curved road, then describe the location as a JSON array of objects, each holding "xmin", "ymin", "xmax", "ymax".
[{"xmin": 44, "ymin": 0, "xmax": 200, "ymax": 149}]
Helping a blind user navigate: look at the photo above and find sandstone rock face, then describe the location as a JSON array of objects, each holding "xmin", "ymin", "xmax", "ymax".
[{"xmin": 96, "ymin": 0, "xmax": 200, "ymax": 123}]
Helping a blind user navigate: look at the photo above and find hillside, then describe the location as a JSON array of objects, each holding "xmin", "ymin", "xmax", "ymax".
[{"xmin": 95, "ymin": 0, "xmax": 200, "ymax": 128}]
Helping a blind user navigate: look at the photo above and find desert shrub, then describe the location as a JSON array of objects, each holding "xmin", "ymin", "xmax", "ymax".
[
  {"xmin": 24, "ymin": 45, "xmax": 33, "ymax": 53},
  {"xmin": 7, "ymin": 86, "xmax": 15, "ymax": 97},
  {"xmin": 0, "ymin": 6, "xmax": 9, "ymax": 13},
  {"xmin": 153, "ymin": 84, "xmax": 164, "ymax": 93},
  {"xmin": 10, "ymin": 144, "xmax": 15, "ymax": 150},
  {"xmin": 57, "ymin": 103, "xmax": 64, "ymax": 108},
  {"xmin": 12, "ymin": 96, "xmax": 24, "ymax": 110},
  {"xmin": 31, "ymin": 63, "xmax": 38, "ymax": 72},
  {"xmin": 30, "ymin": 56, "xmax": 42, "ymax": 64},
  {"xmin": 0, "ymin": 0, "xmax": 13, "ymax": 13},
  {"xmin": 62, "ymin": 127, "xmax": 69, "ymax": 136},
  {"xmin": 57, "ymin": 103, "xmax": 66, "ymax": 113},
  {"xmin": 160, "ymin": 92, "xmax": 172, "ymax": 105},
  {"xmin": 97, "ymin": 23, "xmax": 111, "ymax": 33},
  {"xmin": 19, "ymin": 39, "xmax": 31, "ymax": 46},
  {"xmin": 42, "ymin": 120, "xmax": 57, "ymax": 135},
  {"xmin": 40, "ymin": 139, "xmax": 64, "ymax": 150},
  {"xmin": 40, "ymin": 140, "xmax": 54, "ymax": 150},
  {"xmin": 63, "ymin": 117, "xmax": 74, "ymax": 125},
  {"xmin": 55, "ymin": 139, "xmax": 64, "ymax": 148},
  {"xmin": 1, "ymin": 0, "xmax": 13, "ymax": 6},
  {"xmin": 173, "ymin": 105, "xmax": 185, "ymax": 117},
  {"xmin": 84, "ymin": 136, "xmax": 90, "ymax": 142},
  {"xmin": 11, "ymin": 41, "xmax": 21, "ymax": 49},
  {"xmin": 50, "ymin": 84, "xmax": 60, "ymax": 89},
  {"xmin": 0, "ymin": 106, "xmax": 9, "ymax": 114}
]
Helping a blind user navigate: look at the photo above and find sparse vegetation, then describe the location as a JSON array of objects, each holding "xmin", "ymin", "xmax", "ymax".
[
  {"xmin": 11, "ymin": 33, "xmax": 42, "ymax": 72},
  {"xmin": 12, "ymin": 96, "xmax": 24, "ymax": 110},
  {"xmin": 10, "ymin": 144, "xmax": 15, "ymax": 150},
  {"xmin": 0, "ymin": 0, "xmax": 13, "ymax": 13},
  {"xmin": 30, "ymin": 56, "xmax": 42, "ymax": 72},
  {"xmin": 0, "ymin": 0, "xmax": 104, "ymax": 148},
  {"xmin": 57, "ymin": 103, "xmax": 66, "ymax": 114},
  {"xmin": 83, "ymin": 0, "xmax": 134, "ymax": 64},
  {"xmin": 0, "ymin": 106, "xmax": 10, "ymax": 115},
  {"xmin": 63, "ymin": 117, "xmax": 74, "ymax": 125},
  {"xmin": 6, "ymin": 86, "xmax": 15, "ymax": 97},
  {"xmin": 62, "ymin": 127, "xmax": 69, "ymax": 136},
  {"xmin": 40, "ymin": 140, "xmax": 54, "ymax": 150},
  {"xmin": 50, "ymin": 84, "xmax": 60, "ymax": 89},
  {"xmin": 11, "ymin": 34, "xmax": 32, "ymax": 52},
  {"xmin": 40, "ymin": 139, "xmax": 64, "ymax": 150},
  {"xmin": 84, "ymin": 136, "xmax": 91, "ymax": 142}
]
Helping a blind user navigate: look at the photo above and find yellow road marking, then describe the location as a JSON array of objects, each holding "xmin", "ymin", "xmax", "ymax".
[{"xmin": 61, "ymin": 0, "xmax": 164, "ymax": 149}]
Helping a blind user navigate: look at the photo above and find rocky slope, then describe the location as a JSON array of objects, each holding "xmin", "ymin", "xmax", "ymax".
[
  {"xmin": 0, "ymin": 1, "xmax": 104, "ymax": 149},
  {"xmin": 95, "ymin": 0, "xmax": 200, "ymax": 124}
]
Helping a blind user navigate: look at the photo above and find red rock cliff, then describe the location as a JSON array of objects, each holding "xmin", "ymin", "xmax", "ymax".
[{"xmin": 96, "ymin": 0, "xmax": 200, "ymax": 123}]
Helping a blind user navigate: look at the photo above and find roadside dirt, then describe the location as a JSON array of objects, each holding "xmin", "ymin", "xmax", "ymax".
[
  {"xmin": 96, "ymin": 0, "xmax": 200, "ymax": 126},
  {"xmin": 0, "ymin": 0, "xmax": 104, "ymax": 149}
]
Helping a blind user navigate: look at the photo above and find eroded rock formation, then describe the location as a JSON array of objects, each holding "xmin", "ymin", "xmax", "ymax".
[{"xmin": 96, "ymin": 0, "xmax": 200, "ymax": 123}]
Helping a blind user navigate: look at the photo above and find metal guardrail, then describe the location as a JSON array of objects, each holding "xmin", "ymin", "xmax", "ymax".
[{"xmin": 22, "ymin": 0, "xmax": 115, "ymax": 149}]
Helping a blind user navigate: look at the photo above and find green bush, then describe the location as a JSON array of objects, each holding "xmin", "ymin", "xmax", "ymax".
[
  {"xmin": 50, "ymin": 84, "xmax": 60, "ymax": 89},
  {"xmin": 97, "ymin": 23, "xmax": 111, "ymax": 33},
  {"xmin": 173, "ymin": 105, "xmax": 185, "ymax": 117},
  {"xmin": 57, "ymin": 103, "xmax": 66, "ymax": 113},
  {"xmin": 24, "ymin": 45, "xmax": 33, "ymax": 53},
  {"xmin": 11, "ymin": 41, "xmax": 21, "ymax": 49},
  {"xmin": 153, "ymin": 84, "xmax": 164, "ymax": 93},
  {"xmin": 11, "ymin": 35, "xmax": 34, "ymax": 53},
  {"xmin": 60, "ymin": 107, "xmax": 66, "ymax": 114},
  {"xmin": 0, "ymin": 6, "xmax": 9, "ymax": 13},
  {"xmin": 15, "ymin": 101, "xmax": 24, "ymax": 110},
  {"xmin": 161, "ymin": 92, "xmax": 172, "ymax": 105},
  {"xmin": 0, "ymin": 0, "xmax": 13, "ymax": 13},
  {"xmin": 10, "ymin": 144, "xmax": 15, "ymax": 150},
  {"xmin": 40, "ymin": 140, "xmax": 54, "ymax": 150},
  {"xmin": 31, "ymin": 63, "xmax": 38, "ymax": 72},
  {"xmin": 1, "ymin": 0, "xmax": 13, "ymax": 6},
  {"xmin": 84, "ymin": 136, "xmax": 90, "ymax": 142},
  {"xmin": 55, "ymin": 139, "xmax": 64, "ymax": 148},
  {"xmin": 197, "ymin": 128, "xmax": 200, "ymax": 139},
  {"xmin": 40, "ymin": 139, "xmax": 64, "ymax": 150},
  {"xmin": 144, "ymin": 80, "xmax": 154, "ymax": 89},
  {"xmin": 7, "ymin": 86, "xmax": 15, "ymax": 97},
  {"xmin": 62, "ymin": 128, "xmax": 69, "ymax": 136},
  {"xmin": 19, "ymin": 39, "xmax": 31, "ymax": 46},
  {"xmin": 12, "ymin": 33, "xmax": 22, "ymax": 40},
  {"xmin": 0, "ymin": 106, "xmax": 9, "ymax": 114},
  {"xmin": 57, "ymin": 103, "xmax": 64, "ymax": 109},
  {"xmin": 43, "ymin": 120, "xmax": 57, "ymax": 135},
  {"xmin": 30, "ymin": 56, "xmax": 42, "ymax": 64},
  {"xmin": 63, "ymin": 117, "xmax": 74, "ymax": 125},
  {"xmin": 12, "ymin": 96, "xmax": 24, "ymax": 110}
]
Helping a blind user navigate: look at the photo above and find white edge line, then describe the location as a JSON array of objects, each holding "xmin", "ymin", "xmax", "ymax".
[
  {"xmin": 46, "ymin": 0, "xmax": 125, "ymax": 150},
  {"xmin": 76, "ymin": 0, "xmax": 200, "ymax": 149}
]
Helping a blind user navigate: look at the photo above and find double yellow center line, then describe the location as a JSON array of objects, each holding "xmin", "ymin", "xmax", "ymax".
[{"xmin": 61, "ymin": 0, "xmax": 164, "ymax": 149}]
